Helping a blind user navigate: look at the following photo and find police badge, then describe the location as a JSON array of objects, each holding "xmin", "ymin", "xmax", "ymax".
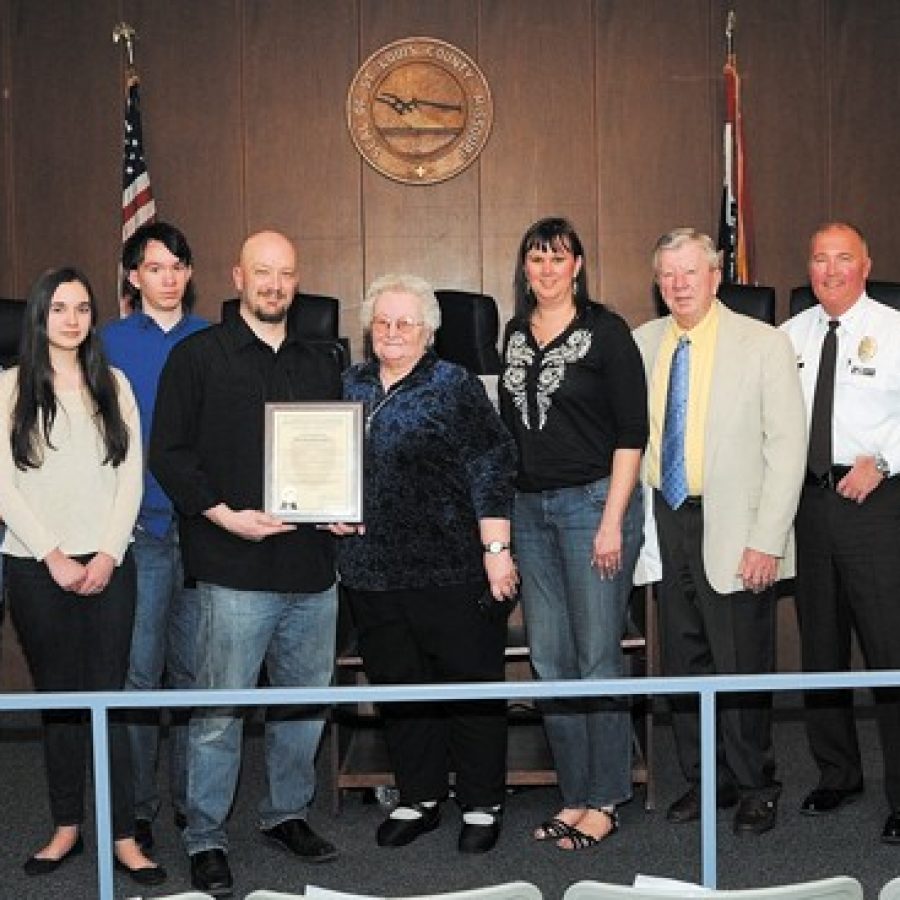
[{"xmin": 858, "ymin": 336, "xmax": 877, "ymax": 362}]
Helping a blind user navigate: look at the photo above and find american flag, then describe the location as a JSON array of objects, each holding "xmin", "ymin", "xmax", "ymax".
[{"xmin": 121, "ymin": 75, "xmax": 156, "ymax": 241}]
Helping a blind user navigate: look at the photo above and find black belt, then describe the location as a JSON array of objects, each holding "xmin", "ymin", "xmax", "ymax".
[
  {"xmin": 804, "ymin": 466, "xmax": 852, "ymax": 489},
  {"xmin": 683, "ymin": 496, "xmax": 703, "ymax": 508}
]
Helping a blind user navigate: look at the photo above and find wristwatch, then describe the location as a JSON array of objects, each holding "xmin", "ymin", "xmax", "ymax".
[
  {"xmin": 483, "ymin": 541, "xmax": 510, "ymax": 555},
  {"xmin": 875, "ymin": 453, "xmax": 890, "ymax": 477}
]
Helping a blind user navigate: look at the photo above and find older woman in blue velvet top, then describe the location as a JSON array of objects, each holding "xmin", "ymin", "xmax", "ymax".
[{"xmin": 332, "ymin": 274, "xmax": 517, "ymax": 854}]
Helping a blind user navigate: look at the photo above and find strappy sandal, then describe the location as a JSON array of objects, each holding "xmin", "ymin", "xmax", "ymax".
[
  {"xmin": 556, "ymin": 809, "xmax": 619, "ymax": 850},
  {"xmin": 533, "ymin": 817, "xmax": 576, "ymax": 841}
]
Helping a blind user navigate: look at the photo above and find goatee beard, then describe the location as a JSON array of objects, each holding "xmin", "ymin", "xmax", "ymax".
[{"xmin": 254, "ymin": 306, "xmax": 288, "ymax": 324}]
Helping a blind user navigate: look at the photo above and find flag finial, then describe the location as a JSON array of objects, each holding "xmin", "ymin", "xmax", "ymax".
[
  {"xmin": 112, "ymin": 22, "xmax": 137, "ymax": 69},
  {"xmin": 725, "ymin": 10, "xmax": 735, "ymax": 58}
]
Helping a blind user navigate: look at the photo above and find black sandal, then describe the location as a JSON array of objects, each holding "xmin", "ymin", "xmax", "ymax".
[
  {"xmin": 533, "ymin": 817, "xmax": 576, "ymax": 841},
  {"xmin": 557, "ymin": 809, "xmax": 619, "ymax": 850}
]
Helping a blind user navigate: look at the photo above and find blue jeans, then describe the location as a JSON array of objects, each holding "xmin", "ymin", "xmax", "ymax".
[
  {"xmin": 125, "ymin": 523, "xmax": 198, "ymax": 822},
  {"xmin": 514, "ymin": 478, "xmax": 643, "ymax": 809},
  {"xmin": 183, "ymin": 581, "xmax": 338, "ymax": 855}
]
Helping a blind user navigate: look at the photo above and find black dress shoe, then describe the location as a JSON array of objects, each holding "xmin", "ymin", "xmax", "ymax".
[
  {"xmin": 458, "ymin": 806, "xmax": 502, "ymax": 853},
  {"xmin": 377, "ymin": 803, "xmax": 441, "ymax": 847},
  {"xmin": 262, "ymin": 818, "xmax": 338, "ymax": 862},
  {"xmin": 114, "ymin": 858, "xmax": 167, "ymax": 886},
  {"xmin": 190, "ymin": 848, "xmax": 233, "ymax": 897},
  {"xmin": 733, "ymin": 795, "xmax": 778, "ymax": 835},
  {"xmin": 882, "ymin": 812, "xmax": 900, "ymax": 844},
  {"xmin": 666, "ymin": 783, "xmax": 739, "ymax": 823},
  {"xmin": 800, "ymin": 786, "xmax": 863, "ymax": 816},
  {"xmin": 23, "ymin": 835, "xmax": 84, "ymax": 876},
  {"xmin": 134, "ymin": 818, "xmax": 154, "ymax": 851}
]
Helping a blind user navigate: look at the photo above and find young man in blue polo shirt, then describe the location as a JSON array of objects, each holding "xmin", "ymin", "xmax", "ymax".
[{"xmin": 102, "ymin": 221, "xmax": 209, "ymax": 850}]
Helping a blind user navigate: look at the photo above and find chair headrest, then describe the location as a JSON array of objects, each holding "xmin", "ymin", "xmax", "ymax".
[
  {"xmin": 433, "ymin": 290, "xmax": 502, "ymax": 375},
  {"xmin": 789, "ymin": 280, "xmax": 900, "ymax": 318},
  {"xmin": 221, "ymin": 293, "xmax": 340, "ymax": 340},
  {"xmin": 0, "ymin": 298, "xmax": 25, "ymax": 368}
]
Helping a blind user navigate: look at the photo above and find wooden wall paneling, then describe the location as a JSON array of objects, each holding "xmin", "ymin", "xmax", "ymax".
[
  {"xmin": 358, "ymin": 0, "xmax": 483, "ymax": 306},
  {"xmin": 123, "ymin": 0, "xmax": 244, "ymax": 322},
  {"xmin": 827, "ymin": 0, "xmax": 900, "ymax": 283},
  {"xmin": 0, "ymin": 0, "xmax": 14, "ymax": 296},
  {"xmin": 242, "ymin": 0, "xmax": 364, "ymax": 351},
  {"xmin": 10, "ymin": 0, "xmax": 121, "ymax": 305},
  {"xmin": 479, "ymin": 0, "xmax": 598, "ymax": 325},
  {"xmin": 595, "ymin": 0, "xmax": 714, "ymax": 328},
  {"xmin": 716, "ymin": 1, "xmax": 827, "ymax": 321},
  {"xmin": 0, "ymin": 0, "xmax": 26, "ymax": 692}
]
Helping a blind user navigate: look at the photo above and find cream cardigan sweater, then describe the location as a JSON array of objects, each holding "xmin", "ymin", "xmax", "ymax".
[{"xmin": 0, "ymin": 367, "xmax": 142, "ymax": 563}]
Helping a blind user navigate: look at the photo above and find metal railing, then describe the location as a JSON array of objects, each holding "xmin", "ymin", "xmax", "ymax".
[{"xmin": 3, "ymin": 668, "xmax": 900, "ymax": 898}]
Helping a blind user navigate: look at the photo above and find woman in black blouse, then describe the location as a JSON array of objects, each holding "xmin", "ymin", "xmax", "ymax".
[
  {"xmin": 333, "ymin": 274, "xmax": 518, "ymax": 854},
  {"xmin": 499, "ymin": 218, "xmax": 648, "ymax": 849}
]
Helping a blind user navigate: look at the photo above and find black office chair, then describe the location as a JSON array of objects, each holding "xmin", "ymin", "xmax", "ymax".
[
  {"xmin": 433, "ymin": 289, "xmax": 502, "ymax": 375},
  {"xmin": 221, "ymin": 292, "xmax": 349, "ymax": 369},
  {"xmin": 788, "ymin": 280, "xmax": 900, "ymax": 318},
  {"xmin": 0, "ymin": 297, "xmax": 25, "ymax": 368},
  {"xmin": 652, "ymin": 282, "xmax": 776, "ymax": 325},
  {"xmin": 717, "ymin": 283, "xmax": 776, "ymax": 325}
]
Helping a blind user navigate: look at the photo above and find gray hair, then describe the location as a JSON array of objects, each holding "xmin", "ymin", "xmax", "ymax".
[
  {"xmin": 809, "ymin": 221, "xmax": 869, "ymax": 257},
  {"xmin": 360, "ymin": 274, "xmax": 442, "ymax": 340},
  {"xmin": 652, "ymin": 227, "xmax": 721, "ymax": 275}
]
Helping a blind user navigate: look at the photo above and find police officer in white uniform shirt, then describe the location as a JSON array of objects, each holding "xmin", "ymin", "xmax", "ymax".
[{"xmin": 781, "ymin": 221, "xmax": 900, "ymax": 845}]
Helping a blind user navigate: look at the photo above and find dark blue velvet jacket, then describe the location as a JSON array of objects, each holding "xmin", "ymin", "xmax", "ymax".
[{"xmin": 337, "ymin": 350, "xmax": 517, "ymax": 591}]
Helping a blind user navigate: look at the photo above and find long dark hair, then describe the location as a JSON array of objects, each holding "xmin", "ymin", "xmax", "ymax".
[
  {"xmin": 513, "ymin": 217, "xmax": 591, "ymax": 318},
  {"xmin": 11, "ymin": 267, "xmax": 130, "ymax": 470}
]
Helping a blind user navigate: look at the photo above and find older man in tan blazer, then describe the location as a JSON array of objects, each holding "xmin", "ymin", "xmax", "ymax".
[{"xmin": 633, "ymin": 228, "xmax": 806, "ymax": 835}]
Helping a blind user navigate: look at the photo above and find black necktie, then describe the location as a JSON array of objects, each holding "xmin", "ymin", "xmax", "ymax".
[{"xmin": 808, "ymin": 319, "xmax": 840, "ymax": 476}]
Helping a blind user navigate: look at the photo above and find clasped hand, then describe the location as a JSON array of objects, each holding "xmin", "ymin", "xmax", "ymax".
[{"xmin": 45, "ymin": 548, "xmax": 116, "ymax": 596}]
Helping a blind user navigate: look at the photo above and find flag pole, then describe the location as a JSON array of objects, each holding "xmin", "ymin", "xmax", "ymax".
[
  {"xmin": 113, "ymin": 22, "xmax": 156, "ymax": 314},
  {"xmin": 718, "ymin": 10, "xmax": 738, "ymax": 284},
  {"xmin": 717, "ymin": 8, "xmax": 753, "ymax": 285}
]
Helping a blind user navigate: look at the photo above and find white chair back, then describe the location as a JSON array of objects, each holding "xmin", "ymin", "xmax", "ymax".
[
  {"xmin": 563, "ymin": 878, "xmax": 862, "ymax": 900},
  {"xmin": 245, "ymin": 884, "xmax": 542, "ymax": 900}
]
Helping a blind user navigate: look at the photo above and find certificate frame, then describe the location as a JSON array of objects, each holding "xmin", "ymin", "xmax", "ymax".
[{"xmin": 264, "ymin": 401, "xmax": 364, "ymax": 523}]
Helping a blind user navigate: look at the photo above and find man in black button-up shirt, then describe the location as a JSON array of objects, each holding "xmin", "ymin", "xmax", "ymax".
[{"xmin": 150, "ymin": 231, "xmax": 341, "ymax": 896}]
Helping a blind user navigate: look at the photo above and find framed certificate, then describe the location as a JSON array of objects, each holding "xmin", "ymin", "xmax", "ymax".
[{"xmin": 264, "ymin": 402, "xmax": 364, "ymax": 523}]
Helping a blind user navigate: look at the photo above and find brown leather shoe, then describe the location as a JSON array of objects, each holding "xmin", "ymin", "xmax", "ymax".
[{"xmin": 733, "ymin": 795, "xmax": 778, "ymax": 835}]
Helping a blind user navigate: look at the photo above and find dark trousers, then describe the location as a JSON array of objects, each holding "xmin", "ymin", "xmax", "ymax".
[
  {"xmin": 7, "ymin": 552, "xmax": 137, "ymax": 838},
  {"xmin": 794, "ymin": 477, "xmax": 900, "ymax": 811},
  {"xmin": 346, "ymin": 581, "xmax": 508, "ymax": 807},
  {"xmin": 654, "ymin": 493, "xmax": 778, "ymax": 796}
]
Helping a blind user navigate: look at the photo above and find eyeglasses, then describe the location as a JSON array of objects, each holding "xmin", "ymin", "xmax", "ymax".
[{"xmin": 370, "ymin": 315, "xmax": 424, "ymax": 336}]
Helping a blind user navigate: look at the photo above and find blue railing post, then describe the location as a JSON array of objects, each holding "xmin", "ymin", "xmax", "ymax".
[
  {"xmin": 699, "ymin": 688, "xmax": 717, "ymax": 888},
  {"xmin": 89, "ymin": 700, "xmax": 115, "ymax": 900}
]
